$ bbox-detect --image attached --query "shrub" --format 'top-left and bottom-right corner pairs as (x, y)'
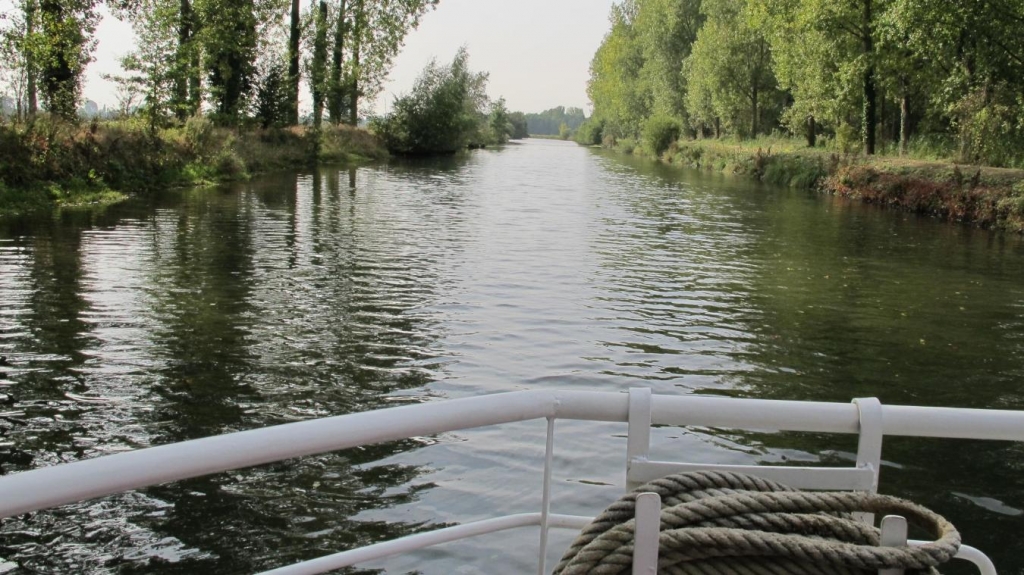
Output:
(905, 134), (956, 161)
(253, 63), (291, 129)
(575, 119), (604, 146)
(508, 112), (529, 139)
(761, 155), (827, 189)
(319, 124), (387, 162)
(642, 115), (682, 157)
(488, 98), (512, 145)
(558, 122), (572, 140)
(183, 115), (217, 158)
(0, 123), (37, 188)
(997, 192), (1024, 219)
(834, 123), (860, 154)
(214, 148), (247, 179)
(951, 88), (1024, 168)
(0, 113), (392, 216)
(373, 47), (489, 155)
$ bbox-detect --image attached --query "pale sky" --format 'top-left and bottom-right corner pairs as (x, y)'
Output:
(78, 0), (616, 115)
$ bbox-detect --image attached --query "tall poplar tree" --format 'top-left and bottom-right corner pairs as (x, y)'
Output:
(36, 0), (98, 118)
(25, 0), (38, 114)
(343, 0), (437, 125)
(327, 0), (347, 123)
(286, 0), (300, 124)
(201, 0), (258, 120)
(173, 0), (200, 118)
(310, 0), (328, 127)
(685, 0), (777, 137)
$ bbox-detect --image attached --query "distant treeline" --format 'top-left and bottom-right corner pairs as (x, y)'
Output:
(525, 106), (586, 136)
(580, 0), (1024, 167)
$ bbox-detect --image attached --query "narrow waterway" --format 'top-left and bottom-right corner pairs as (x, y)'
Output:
(2, 139), (1024, 574)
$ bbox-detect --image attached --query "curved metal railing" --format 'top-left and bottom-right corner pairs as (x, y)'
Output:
(0, 390), (1018, 574)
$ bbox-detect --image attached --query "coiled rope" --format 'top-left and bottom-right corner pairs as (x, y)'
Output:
(554, 471), (960, 575)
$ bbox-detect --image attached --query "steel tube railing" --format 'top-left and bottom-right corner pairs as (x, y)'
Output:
(650, 396), (1024, 440)
(0, 390), (571, 519)
(650, 395), (860, 433)
(257, 513), (593, 575)
(4, 390), (1024, 520)
(913, 543), (998, 575)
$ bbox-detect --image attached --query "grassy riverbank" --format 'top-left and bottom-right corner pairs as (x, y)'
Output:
(606, 137), (1024, 232)
(0, 118), (386, 216)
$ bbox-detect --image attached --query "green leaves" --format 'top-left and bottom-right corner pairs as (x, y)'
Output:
(684, 0), (779, 137)
(489, 97), (512, 145)
(35, 0), (98, 118)
(253, 62), (289, 128)
(372, 47), (491, 155)
(346, 0), (437, 119)
(587, 0), (1024, 165)
(588, 2), (649, 139)
(106, 0), (433, 126)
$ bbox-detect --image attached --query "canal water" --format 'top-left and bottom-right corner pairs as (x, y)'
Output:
(2, 139), (1024, 573)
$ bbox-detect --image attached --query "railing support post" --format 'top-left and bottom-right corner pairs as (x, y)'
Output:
(538, 417), (556, 575)
(853, 397), (884, 524)
(626, 388), (653, 491)
(879, 515), (908, 575)
(633, 492), (661, 575)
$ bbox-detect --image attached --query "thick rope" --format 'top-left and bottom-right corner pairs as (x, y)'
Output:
(554, 471), (960, 575)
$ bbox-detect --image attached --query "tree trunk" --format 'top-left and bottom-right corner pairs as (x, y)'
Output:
(328, 0), (347, 124)
(174, 0), (193, 119)
(188, 50), (201, 115)
(862, 0), (876, 155)
(899, 80), (910, 156)
(349, 45), (359, 126)
(25, 0), (37, 115)
(863, 66), (876, 155)
(714, 117), (720, 139)
(751, 86), (758, 137)
(287, 0), (301, 125)
(807, 115), (816, 147)
(312, 1), (328, 129)
(878, 90), (886, 144)
(349, 0), (362, 126)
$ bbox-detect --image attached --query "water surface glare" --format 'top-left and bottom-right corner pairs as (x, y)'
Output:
(2, 139), (1024, 573)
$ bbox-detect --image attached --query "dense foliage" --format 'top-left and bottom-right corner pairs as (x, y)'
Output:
(587, 0), (1024, 167)
(0, 0), (436, 127)
(508, 111), (529, 139)
(371, 48), (516, 155)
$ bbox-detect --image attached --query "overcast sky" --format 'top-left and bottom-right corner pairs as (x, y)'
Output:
(78, 0), (616, 115)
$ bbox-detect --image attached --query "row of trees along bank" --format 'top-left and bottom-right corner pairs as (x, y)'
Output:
(578, 0), (1024, 168)
(0, 0), (437, 128)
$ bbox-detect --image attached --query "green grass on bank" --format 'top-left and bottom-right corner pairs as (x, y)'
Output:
(0, 181), (127, 213)
(0, 117), (387, 217)
(604, 135), (1024, 231)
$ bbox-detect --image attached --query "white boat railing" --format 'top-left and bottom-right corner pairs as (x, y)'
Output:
(0, 389), (1018, 574)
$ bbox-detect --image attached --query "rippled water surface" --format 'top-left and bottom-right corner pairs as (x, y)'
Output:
(3, 139), (1024, 573)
